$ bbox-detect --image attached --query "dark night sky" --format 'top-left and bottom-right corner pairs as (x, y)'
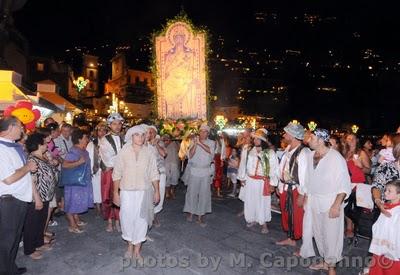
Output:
(12, 0), (400, 56)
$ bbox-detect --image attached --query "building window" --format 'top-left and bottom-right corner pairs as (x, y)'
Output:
(135, 76), (140, 84)
(89, 70), (94, 79)
(36, 63), (44, 71)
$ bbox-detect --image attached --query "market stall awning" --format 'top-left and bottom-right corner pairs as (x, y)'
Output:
(37, 91), (81, 113)
(0, 70), (33, 111)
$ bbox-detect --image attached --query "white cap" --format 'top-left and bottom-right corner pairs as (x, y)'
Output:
(107, 113), (124, 125)
(124, 125), (146, 143)
(199, 123), (210, 132)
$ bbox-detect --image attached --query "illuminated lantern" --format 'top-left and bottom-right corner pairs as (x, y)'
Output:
(73, 76), (89, 92)
(214, 115), (227, 130)
(291, 119), (300, 125)
(351, 124), (359, 134)
(307, 121), (317, 131)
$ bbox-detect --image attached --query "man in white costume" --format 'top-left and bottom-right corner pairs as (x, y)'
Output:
(183, 124), (215, 227)
(162, 134), (180, 199)
(237, 128), (253, 217)
(276, 122), (311, 252)
(99, 113), (124, 232)
(86, 122), (107, 215)
(305, 128), (351, 274)
(112, 125), (160, 260)
(146, 125), (167, 227)
(237, 128), (279, 234)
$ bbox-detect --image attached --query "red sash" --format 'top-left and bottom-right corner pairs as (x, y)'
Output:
(249, 175), (271, 196)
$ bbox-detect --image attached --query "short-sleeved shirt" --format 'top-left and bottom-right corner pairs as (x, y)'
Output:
(0, 137), (32, 202)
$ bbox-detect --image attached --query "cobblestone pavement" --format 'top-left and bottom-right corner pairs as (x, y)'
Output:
(17, 185), (370, 274)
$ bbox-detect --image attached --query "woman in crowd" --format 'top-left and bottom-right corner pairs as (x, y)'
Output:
(378, 133), (395, 164)
(36, 128), (59, 244)
(23, 133), (57, 260)
(329, 134), (343, 152)
(62, 129), (94, 233)
(342, 133), (371, 238)
(372, 134), (400, 216)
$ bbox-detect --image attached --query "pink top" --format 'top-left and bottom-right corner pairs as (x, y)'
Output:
(47, 139), (61, 158)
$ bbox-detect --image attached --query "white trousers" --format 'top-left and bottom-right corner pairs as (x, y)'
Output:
(92, 170), (102, 204)
(311, 206), (344, 265)
(154, 173), (166, 214)
(120, 190), (148, 245)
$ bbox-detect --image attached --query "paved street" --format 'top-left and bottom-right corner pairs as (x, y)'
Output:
(17, 185), (370, 275)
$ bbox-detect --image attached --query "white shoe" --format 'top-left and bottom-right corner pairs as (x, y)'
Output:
(48, 220), (58, 227)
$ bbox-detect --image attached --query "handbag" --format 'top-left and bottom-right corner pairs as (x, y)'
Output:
(60, 162), (88, 187)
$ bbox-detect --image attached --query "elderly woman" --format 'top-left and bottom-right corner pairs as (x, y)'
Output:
(372, 134), (400, 217)
(62, 129), (94, 233)
(23, 133), (57, 260)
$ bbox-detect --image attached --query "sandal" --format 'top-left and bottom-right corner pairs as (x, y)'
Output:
(68, 227), (84, 234)
(106, 223), (113, 232)
(36, 243), (53, 252)
(309, 262), (329, 271)
(44, 231), (55, 237)
(77, 221), (87, 226)
(246, 222), (256, 228)
(29, 251), (43, 260)
(261, 228), (269, 234)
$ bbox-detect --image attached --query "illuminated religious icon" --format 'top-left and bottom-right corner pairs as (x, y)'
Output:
(155, 21), (207, 119)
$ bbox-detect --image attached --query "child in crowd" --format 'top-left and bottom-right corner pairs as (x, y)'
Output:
(378, 134), (395, 164)
(227, 147), (240, 197)
(368, 180), (400, 274)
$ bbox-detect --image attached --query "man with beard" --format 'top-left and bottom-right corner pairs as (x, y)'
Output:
(99, 113), (124, 232)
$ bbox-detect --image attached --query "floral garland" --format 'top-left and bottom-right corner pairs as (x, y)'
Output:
(260, 149), (270, 177)
(155, 118), (207, 139)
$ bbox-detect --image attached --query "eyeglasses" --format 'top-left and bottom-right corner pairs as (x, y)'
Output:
(12, 124), (24, 130)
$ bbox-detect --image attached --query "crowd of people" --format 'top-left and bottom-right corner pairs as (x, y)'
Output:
(0, 113), (399, 275)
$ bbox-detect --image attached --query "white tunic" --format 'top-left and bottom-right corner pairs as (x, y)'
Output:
(304, 149), (352, 264)
(86, 141), (102, 204)
(165, 141), (180, 186)
(369, 204), (400, 260)
(99, 134), (123, 168)
(237, 147), (279, 224)
(183, 139), (216, 215)
(305, 149), (351, 213)
(148, 142), (166, 214)
(278, 145), (310, 195)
